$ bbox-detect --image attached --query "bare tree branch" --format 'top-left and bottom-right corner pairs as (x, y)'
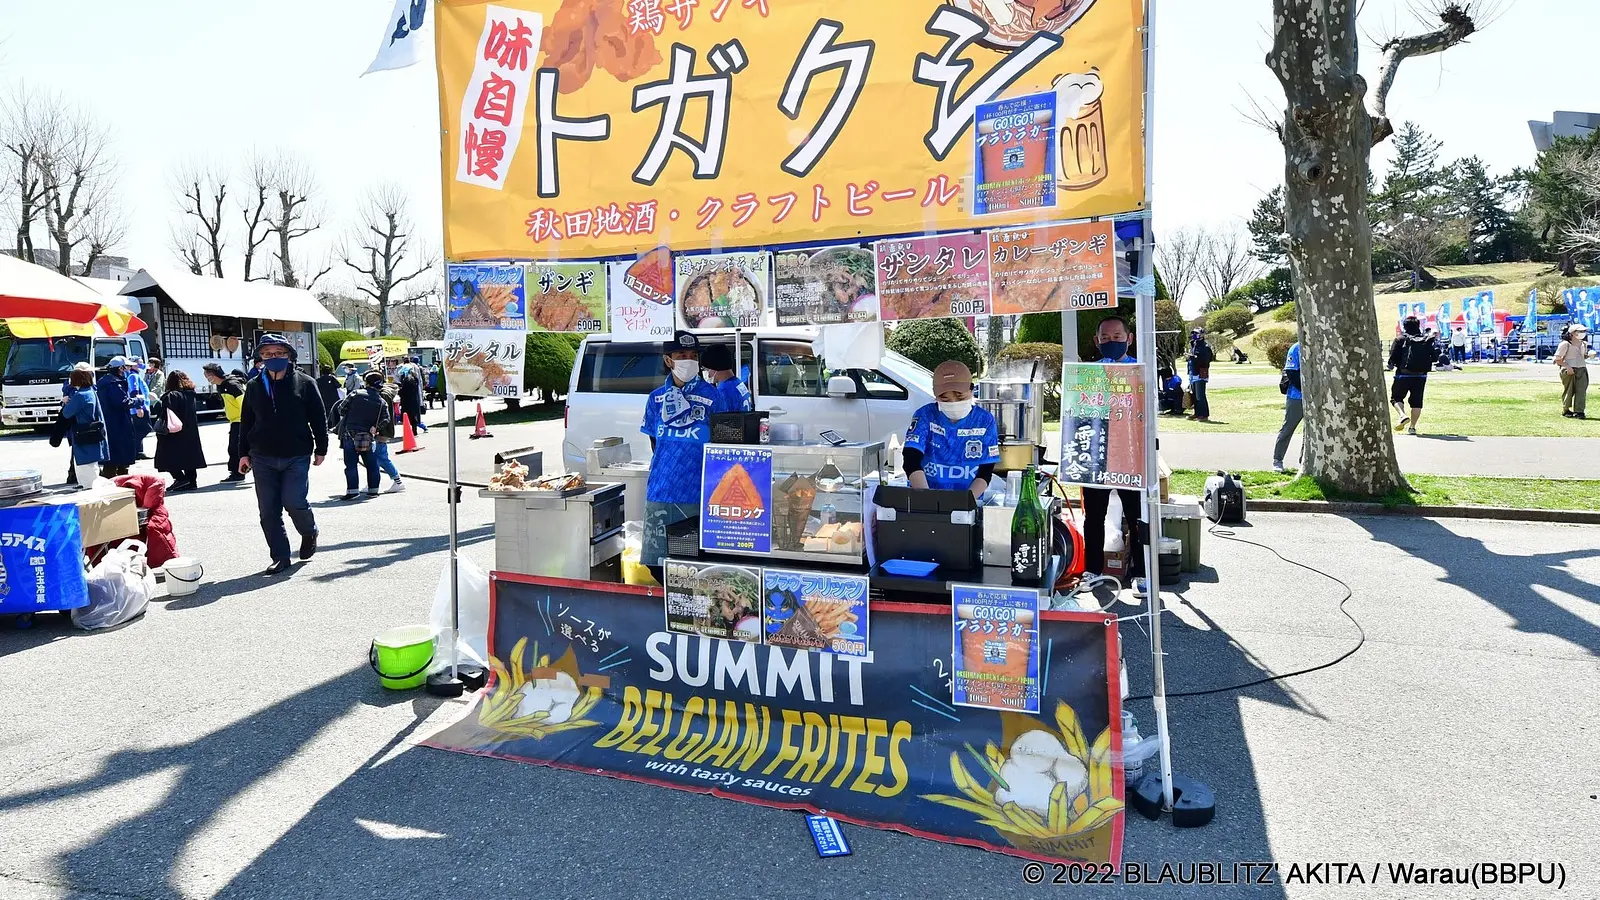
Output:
(240, 152), (274, 282)
(171, 160), (228, 277)
(341, 182), (435, 335)
(1155, 226), (1207, 306)
(258, 151), (324, 289)
(1370, 2), (1476, 143)
(1194, 225), (1263, 301)
(39, 104), (118, 276)
(0, 84), (62, 263)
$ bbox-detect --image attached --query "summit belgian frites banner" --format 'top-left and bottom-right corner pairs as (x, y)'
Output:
(425, 575), (1126, 864)
(436, 0), (1146, 260)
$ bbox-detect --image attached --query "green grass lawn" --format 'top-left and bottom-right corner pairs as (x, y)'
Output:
(449, 400), (565, 427)
(1169, 469), (1600, 512)
(1156, 377), (1594, 437)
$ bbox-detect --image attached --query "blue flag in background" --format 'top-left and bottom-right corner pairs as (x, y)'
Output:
(1525, 290), (1538, 332)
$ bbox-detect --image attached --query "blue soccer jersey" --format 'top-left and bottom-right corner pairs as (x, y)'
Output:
(641, 377), (723, 505)
(904, 403), (1001, 492)
(717, 376), (753, 413)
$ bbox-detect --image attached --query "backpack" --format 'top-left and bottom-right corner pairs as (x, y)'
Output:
(1401, 338), (1435, 373)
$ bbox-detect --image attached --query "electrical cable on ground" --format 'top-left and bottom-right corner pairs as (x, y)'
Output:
(1123, 521), (1367, 701)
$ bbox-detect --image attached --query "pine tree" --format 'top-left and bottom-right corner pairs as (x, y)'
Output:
(1246, 186), (1288, 266)
(1446, 156), (1519, 263)
(1371, 122), (1463, 288)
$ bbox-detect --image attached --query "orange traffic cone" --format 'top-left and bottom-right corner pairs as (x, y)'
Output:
(398, 410), (423, 454)
(469, 402), (493, 440)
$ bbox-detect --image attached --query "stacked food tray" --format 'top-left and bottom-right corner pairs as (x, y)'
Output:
(0, 470), (44, 501)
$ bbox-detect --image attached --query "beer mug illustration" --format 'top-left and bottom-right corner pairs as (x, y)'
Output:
(1054, 71), (1107, 191)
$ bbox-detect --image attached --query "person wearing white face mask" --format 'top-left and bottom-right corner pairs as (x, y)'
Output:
(903, 360), (999, 500)
(640, 331), (728, 581)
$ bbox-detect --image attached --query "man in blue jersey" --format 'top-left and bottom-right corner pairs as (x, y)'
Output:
(700, 343), (753, 412)
(1273, 341), (1304, 473)
(641, 331), (724, 580)
(904, 361), (999, 499)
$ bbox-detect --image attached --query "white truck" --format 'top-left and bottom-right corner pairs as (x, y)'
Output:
(1, 329), (152, 429)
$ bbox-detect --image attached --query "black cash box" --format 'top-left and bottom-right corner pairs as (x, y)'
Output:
(709, 411), (769, 444)
(872, 486), (982, 571)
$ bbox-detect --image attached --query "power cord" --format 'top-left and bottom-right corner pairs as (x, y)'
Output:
(1123, 520), (1367, 701)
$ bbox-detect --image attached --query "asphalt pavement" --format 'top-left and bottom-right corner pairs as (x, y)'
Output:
(1, 418), (1595, 899)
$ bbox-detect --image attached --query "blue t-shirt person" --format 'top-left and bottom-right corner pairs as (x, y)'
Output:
(904, 402), (1001, 492)
(641, 376), (723, 505)
(716, 376), (753, 413)
(1284, 343), (1303, 400)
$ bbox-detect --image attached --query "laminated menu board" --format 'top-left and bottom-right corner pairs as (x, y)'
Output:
(951, 584), (1040, 715)
(773, 247), (879, 326)
(528, 262), (608, 333)
(701, 446), (773, 554)
(875, 233), (991, 321)
(448, 263), (526, 330)
(1058, 363), (1147, 489)
(664, 558), (763, 644)
(762, 568), (869, 659)
(675, 251), (768, 330)
(988, 221), (1115, 315)
(973, 91), (1057, 216)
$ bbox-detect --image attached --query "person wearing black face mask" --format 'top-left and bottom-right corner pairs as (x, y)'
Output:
(1080, 315), (1148, 597)
(238, 333), (329, 576)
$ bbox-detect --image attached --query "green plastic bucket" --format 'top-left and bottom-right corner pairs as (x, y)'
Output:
(369, 625), (435, 690)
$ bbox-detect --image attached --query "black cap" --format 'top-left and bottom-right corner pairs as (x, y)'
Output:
(664, 330), (700, 354)
(700, 343), (734, 371)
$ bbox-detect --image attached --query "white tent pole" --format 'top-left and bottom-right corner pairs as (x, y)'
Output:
(1136, 0), (1176, 813)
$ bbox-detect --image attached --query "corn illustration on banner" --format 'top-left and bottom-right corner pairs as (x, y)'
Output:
(424, 574), (1126, 864)
(435, 0), (1146, 261)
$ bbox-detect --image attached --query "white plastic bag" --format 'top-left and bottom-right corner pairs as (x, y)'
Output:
(74, 541), (155, 630)
(1104, 491), (1126, 554)
(430, 557), (490, 672)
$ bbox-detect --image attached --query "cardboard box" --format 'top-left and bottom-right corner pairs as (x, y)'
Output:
(20, 486), (140, 547)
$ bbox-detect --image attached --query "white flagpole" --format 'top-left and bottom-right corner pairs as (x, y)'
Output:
(1136, 0), (1178, 814)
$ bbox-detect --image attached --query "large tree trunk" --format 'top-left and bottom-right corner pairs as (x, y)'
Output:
(1272, 0), (1405, 496)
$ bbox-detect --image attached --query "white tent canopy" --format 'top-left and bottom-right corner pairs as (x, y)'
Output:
(120, 267), (338, 325)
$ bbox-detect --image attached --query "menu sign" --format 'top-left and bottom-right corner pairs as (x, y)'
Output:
(772, 247), (879, 327)
(529, 262), (607, 333)
(762, 568), (870, 660)
(973, 92), (1057, 216)
(606, 261), (675, 341)
(447, 263), (526, 330)
(951, 585), (1041, 715)
(700, 446), (773, 554)
(1058, 363), (1146, 489)
(663, 559), (763, 644)
(675, 251), (769, 330)
(989, 221), (1116, 315)
(875, 234), (991, 321)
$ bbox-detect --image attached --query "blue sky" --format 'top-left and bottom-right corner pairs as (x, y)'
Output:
(1, 0), (1593, 310)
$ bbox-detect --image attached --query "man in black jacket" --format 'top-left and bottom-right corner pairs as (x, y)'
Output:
(239, 334), (329, 575)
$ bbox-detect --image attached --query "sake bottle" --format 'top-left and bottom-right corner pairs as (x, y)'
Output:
(1010, 465), (1047, 586)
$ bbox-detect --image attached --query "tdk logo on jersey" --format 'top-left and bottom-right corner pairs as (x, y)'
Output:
(927, 463), (980, 482)
(964, 440), (983, 459)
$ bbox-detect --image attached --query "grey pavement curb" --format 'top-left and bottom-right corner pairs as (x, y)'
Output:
(1246, 498), (1600, 525)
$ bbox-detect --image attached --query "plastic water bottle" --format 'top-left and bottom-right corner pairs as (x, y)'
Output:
(820, 503), (836, 526)
(1122, 711), (1145, 785)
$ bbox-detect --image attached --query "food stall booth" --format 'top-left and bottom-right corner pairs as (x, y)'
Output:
(422, 0), (1209, 868)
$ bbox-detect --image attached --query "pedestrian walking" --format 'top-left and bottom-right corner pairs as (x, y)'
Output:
(1186, 329), (1213, 422)
(1387, 315), (1436, 435)
(342, 362), (363, 396)
(330, 369), (389, 500)
(204, 363), (248, 482)
(238, 333), (328, 576)
(398, 357), (428, 434)
(1273, 342), (1304, 473)
(316, 365), (343, 422)
(366, 371), (407, 492)
(1556, 324), (1589, 419)
(154, 370), (206, 492)
(52, 363), (110, 490)
(126, 359), (153, 459)
(95, 356), (139, 478)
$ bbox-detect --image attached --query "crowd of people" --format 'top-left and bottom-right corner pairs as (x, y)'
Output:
(48, 338), (433, 577)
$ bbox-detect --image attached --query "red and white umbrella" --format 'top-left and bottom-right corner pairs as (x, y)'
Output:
(0, 254), (109, 324)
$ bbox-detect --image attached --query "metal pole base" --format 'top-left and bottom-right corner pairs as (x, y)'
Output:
(425, 672), (466, 698)
(1129, 772), (1216, 828)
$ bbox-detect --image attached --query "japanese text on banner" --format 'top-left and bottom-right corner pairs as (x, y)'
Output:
(437, 0), (1145, 259)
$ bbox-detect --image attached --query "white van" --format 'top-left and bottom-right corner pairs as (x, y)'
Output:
(563, 331), (935, 469)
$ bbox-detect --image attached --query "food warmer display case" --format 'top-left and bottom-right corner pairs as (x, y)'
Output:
(701, 442), (884, 567)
